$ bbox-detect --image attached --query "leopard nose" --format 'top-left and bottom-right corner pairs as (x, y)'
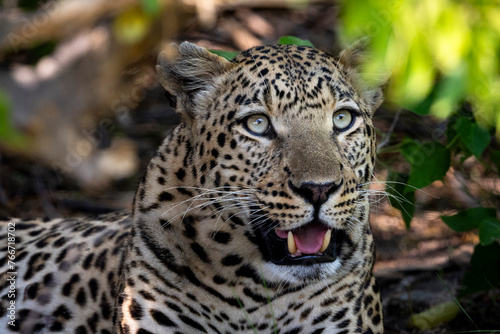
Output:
(289, 181), (341, 206)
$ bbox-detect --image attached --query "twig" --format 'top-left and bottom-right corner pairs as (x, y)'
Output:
(377, 108), (401, 150)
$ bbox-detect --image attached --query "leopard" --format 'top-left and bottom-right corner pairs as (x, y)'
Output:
(0, 41), (385, 334)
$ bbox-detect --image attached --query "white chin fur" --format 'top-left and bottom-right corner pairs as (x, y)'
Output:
(260, 259), (342, 285)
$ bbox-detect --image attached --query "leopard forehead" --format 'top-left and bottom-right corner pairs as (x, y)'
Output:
(232, 44), (335, 81)
(206, 44), (371, 119)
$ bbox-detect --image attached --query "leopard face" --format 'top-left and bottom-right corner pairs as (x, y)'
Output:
(136, 42), (383, 285)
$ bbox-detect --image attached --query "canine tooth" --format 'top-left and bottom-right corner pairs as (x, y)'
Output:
(287, 231), (297, 255)
(320, 229), (332, 253)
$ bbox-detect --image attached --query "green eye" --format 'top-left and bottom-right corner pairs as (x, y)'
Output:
(245, 114), (270, 135)
(333, 110), (354, 130)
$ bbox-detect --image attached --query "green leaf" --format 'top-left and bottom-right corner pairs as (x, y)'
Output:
(400, 138), (421, 166)
(401, 139), (451, 190)
(277, 36), (315, 48)
(460, 242), (500, 297)
(454, 116), (491, 158)
(409, 301), (460, 329)
(445, 114), (458, 140)
(445, 114), (475, 160)
(441, 207), (497, 232)
(479, 217), (500, 245)
(209, 50), (239, 61)
(386, 171), (415, 229)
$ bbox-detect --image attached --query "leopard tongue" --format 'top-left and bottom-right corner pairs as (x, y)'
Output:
(292, 223), (329, 254)
(276, 222), (330, 255)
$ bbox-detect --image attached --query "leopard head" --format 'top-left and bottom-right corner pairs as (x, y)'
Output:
(135, 41), (383, 285)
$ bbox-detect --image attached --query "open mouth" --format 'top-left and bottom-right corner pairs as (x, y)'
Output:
(256, 219), (345, 266)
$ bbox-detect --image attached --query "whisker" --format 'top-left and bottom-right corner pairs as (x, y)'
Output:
(160, 188), (259, 225)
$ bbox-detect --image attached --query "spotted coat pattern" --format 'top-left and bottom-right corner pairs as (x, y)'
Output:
(1, 42), (384, 333)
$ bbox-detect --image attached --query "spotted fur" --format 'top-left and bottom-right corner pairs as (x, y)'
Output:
(1, 42), (384, 333)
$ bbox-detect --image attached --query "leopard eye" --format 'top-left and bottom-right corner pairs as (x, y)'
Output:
(333, 110), (354, 130)
(245, 114), (271, 135)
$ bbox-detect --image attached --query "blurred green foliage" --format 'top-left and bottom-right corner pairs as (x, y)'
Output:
(339, 0), (500, 314)
(386, 112), (499, 302)
(0, 91), (26, 149)
(18, 0), (49, 11)
(112, 0), (160, 45)
(19, 41), (58, 65)
(339, 0), (500, 133)
(113, 7), (154, 45)
(140, 0), (160, 17)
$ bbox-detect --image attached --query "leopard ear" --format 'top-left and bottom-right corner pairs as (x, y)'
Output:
(338, 39), (386, 113)
(156, 42), (236, 119)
